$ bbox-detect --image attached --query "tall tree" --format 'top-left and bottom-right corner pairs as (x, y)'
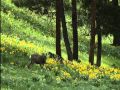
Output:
(96, 20), (102, 67)
(112, 0), (120, 46)
(56, 0), (61, 57)
(60, 0), (73, 60)
(96, 0), (102, 67)
(72, 0), (78, 60)
(89, 0), (96, 65)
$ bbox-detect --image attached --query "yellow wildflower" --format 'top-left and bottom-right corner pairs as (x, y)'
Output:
(46, 58), (57, 65)
(94, 69), (100, 73)
(109, 68), (114, 73)
(105, 71), (110, 75)
(19, 40), (26, 46)
(110, 74), (120, 80)
(114, 69), (119, 73)
(63, 71), (71, 78)
(89, 73), (97, 79)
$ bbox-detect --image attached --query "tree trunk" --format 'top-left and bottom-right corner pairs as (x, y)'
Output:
(112, 0), (120, 46)
(96, 22), (102, 67)
(89, 0), (96, 65)
(72, 0), (78, 60)
(113, 34), (120, 46)
(112, 0), (118, 6)
(56, 0), (61, 56)
(60, 0), (73, 60)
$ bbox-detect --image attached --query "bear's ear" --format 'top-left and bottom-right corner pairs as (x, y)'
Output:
(48, 52), (53, 55)
(48, 52), (50, 54)
(47, 52), (51, 56)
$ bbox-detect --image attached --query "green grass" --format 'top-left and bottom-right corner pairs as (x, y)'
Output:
(1, 63), (120, 90)
(1, 0), (120, 90)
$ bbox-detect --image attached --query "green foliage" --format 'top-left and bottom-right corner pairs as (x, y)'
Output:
(12, 0), (54, 14)
(1, 0), (55, 37)
(1, 63), (120, 90)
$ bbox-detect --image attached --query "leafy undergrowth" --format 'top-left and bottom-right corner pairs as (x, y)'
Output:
(1, 59), (120, 90)
(1, 0), (55, 37)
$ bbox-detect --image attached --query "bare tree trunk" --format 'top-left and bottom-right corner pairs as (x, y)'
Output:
(96, 21), (102, 67)
(112, 0), (120, 46)
(56, 0), (61, 57)
(72, 0), (78, 60)
(89, 0), (96, 65)
(60, 0), (73, 60)
(113, 34), (120, 46)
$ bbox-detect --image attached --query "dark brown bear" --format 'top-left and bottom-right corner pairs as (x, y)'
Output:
(28, 53), (46, 68)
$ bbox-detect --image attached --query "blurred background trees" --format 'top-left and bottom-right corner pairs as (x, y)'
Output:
(12, 0), (120, 66)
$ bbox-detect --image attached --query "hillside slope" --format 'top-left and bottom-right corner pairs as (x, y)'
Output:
(1, 0), (120, 90)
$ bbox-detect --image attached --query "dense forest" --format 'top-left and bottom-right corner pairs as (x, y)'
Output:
(1, 0), (120, 89)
